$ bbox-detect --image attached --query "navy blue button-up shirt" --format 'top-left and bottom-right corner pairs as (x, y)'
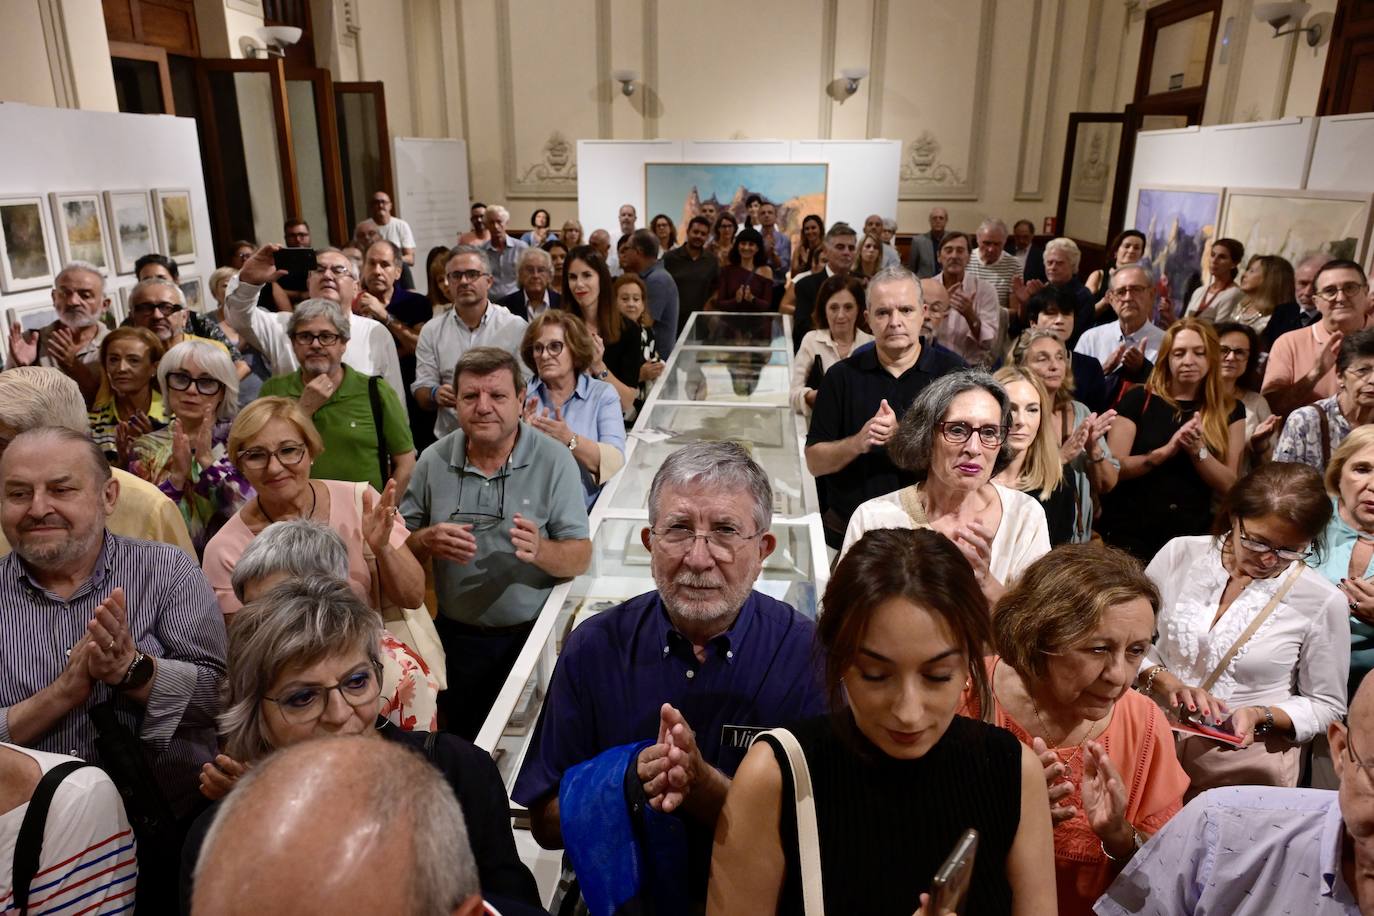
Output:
(512, 588), (824, 895)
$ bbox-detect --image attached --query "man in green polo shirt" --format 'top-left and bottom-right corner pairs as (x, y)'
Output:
(259, 299), (416, 493)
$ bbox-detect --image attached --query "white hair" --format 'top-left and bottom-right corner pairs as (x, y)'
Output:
(158, 340), (241, 422)
(1044, 237), (1082, 271)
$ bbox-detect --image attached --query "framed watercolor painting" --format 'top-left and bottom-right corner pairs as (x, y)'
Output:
(1219, 188), (1373, 266)
(1133, 185), (1222, 314)
(104, 190), (156, 275)
(153, 188), (196, 263)
(49, 192), (112, 275)
(0, 197), (56, 293)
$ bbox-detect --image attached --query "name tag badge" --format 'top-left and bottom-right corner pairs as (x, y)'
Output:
(720, 724), (765, 749)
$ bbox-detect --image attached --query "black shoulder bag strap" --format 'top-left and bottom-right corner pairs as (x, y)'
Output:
(367, 375), (392, 487)
(12, 760), (94, 915)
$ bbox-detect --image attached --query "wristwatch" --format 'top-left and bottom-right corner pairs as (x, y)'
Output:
(116, 651), (154, 692)
(594, 369), (610, 380)
(1195, 445), (1209, 461)
(567, 434), (578, 451)
(1254, 706), (1275, 736)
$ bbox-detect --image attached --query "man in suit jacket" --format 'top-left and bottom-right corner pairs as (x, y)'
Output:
(498, 247), (561, 321)
(793, 222), (859, 352)
(908, 206), (948, 278)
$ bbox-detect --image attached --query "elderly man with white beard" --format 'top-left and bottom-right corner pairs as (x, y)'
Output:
(7, 261), (110, 402)
(511, 440), (825, 907)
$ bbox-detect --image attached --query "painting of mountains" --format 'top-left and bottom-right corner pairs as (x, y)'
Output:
(646, 163), (827, 237)
(1134, 186), (1221, 314)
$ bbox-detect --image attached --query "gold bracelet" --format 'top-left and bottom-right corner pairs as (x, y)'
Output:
(1140, 665), (1167, 695)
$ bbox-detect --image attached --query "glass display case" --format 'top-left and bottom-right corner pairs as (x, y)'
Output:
(475, 312), (827, 794)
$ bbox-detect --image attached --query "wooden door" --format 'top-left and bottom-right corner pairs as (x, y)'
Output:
(1319, 0), (1374, 115)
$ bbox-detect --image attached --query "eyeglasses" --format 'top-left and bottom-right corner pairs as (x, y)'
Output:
(237, 441), (310, 471)
(938, 421), (1009, 448)
(1346, 724), (1374, 772)
(450, 451), (509, 532)
(1235, 519), (1313, 562)
(447, 269), (487, 285)
(650, 524), (762, 559)
(1315, 282), (1368, 302)
(1111, 284), (1151, 298)
(310, 264), (354, 278)
(1218, 346), (1250, 360)
(531, 340), (565, 357)
(165, 371), (225, 395)
(262, 662), (382, 724)
(291, 331), (343, 347)
(131, 300), (183, 315)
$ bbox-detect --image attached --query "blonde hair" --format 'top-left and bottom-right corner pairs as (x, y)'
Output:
(0, 367), (90, 434)
(1327, 424), (1374, 495)
(227, 396), (324, 464)
(1147, 318), (1235, 460)
(993, 367), (1063, 499)
(1007, 328), (1076, 412)
(94, 326), (165, 408)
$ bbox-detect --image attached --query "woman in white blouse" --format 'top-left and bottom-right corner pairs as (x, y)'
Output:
(1135, 461), (1348, 798)
(790, 274), (873, 417)
(841, 370), (1051, 603)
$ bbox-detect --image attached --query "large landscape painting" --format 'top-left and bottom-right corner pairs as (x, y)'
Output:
(1220, 189), (1372, 266)
(1134, 186), (1221, 314)
(646, 163), (827, 236)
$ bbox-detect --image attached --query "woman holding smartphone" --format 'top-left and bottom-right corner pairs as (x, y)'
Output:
(708, 528), (1056, 915)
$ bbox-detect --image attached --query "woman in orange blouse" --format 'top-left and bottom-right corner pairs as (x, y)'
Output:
(963, 541), (1189, 915)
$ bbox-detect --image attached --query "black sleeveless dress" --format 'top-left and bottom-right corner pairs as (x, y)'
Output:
(760, 712), (1022, 915)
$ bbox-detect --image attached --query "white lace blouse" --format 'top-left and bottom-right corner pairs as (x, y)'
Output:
(1143, 536), (1349, 743)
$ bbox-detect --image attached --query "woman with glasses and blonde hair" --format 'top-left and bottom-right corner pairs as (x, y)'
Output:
(179, 577), (539, 910)
(129, 340), (252, 556)
(202, 397), (425, 620)
(1136, 461), (1347, 799)
(841, 371), (1051, 603)
(1099, 318), (1246, 561)
(993, 366), (1091, 545)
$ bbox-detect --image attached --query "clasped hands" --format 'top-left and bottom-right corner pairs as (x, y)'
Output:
(57, 588), (140, 703)
(636, 703), (721, 814)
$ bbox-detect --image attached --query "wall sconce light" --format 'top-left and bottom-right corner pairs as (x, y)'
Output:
(1253, 1), (1322, 47)
(238, 25), (303, 58)
(839, 67), (869, 96)
(612, 69), (639, 97)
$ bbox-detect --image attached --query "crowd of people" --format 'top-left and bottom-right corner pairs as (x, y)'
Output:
(2, 188), (1374, 916)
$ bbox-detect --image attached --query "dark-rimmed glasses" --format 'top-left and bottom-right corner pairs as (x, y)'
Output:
(132, 300), (183, 316)
(291, 331), (343, 347)
(531, 340), (565, 358)
(262, 662), (383, 724)
(1346, 723), (1374, 772)
(1111, 284), (1150, 299)
(938, 421), (1008, 448)
(1235, 519), (1312, 562)
(237, 441), (309, 471)
(1315, 282), (1367, 302)
(165, 371), (225, 395)
(447, 269), (488, 285)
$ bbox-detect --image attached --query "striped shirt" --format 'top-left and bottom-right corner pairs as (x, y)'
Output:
(968, 250), (1024, 308)
(0, 745), (138, 915)
(0, 533), (227, 818)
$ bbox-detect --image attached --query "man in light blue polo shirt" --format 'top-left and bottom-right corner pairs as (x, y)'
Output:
(401, 346), (591, 739)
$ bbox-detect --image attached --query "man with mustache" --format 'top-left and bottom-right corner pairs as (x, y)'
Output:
(512, 441), (824, 907)
(223, 244), (405, 400)
(8, 261), (109, 404)
(0, 426), (225, 906)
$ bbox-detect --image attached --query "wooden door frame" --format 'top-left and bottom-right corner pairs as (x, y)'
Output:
(108, 40), (176, 115)
(334, 81), (394, 202)
(194, 57), (298, 257)
(1132, 0), (1222, 123)
(284, 65), (348, 245)
(1055, 106), (1140, 251)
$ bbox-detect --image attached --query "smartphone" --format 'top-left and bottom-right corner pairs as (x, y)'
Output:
(273, 247), (317, 277)
(4, 308), (17, 331)
(929, 828), (979, 915)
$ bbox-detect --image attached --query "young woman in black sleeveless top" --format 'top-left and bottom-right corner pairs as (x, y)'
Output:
(707, 528), (1056, 914)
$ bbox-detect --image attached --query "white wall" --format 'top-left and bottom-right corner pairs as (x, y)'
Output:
(576, 140), (901, 240)
(0, 103), (216, 314)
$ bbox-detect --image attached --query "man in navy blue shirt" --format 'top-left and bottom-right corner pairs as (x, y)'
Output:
(512, 441), (824, 899)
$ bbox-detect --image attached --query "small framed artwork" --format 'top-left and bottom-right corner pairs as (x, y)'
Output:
(179, 277), (204, 313)
(105, 283), (127, 327)
(0, 196), (57, 293)
(153, 188), (196, 264)
(105, 190), (156, 275)
(49, 191), (112, 275)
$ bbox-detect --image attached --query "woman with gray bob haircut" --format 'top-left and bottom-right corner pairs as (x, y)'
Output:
(840, 370), (1052, 602)
(129, 338), (252, 556)
(183, 577), (540, 909)
(224, 518), (439, 733)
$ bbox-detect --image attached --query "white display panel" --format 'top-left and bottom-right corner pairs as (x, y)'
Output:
(393, 136), (470, 297)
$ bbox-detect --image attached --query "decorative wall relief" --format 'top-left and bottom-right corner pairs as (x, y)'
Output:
(1071, 127), (1110, 203)
(899, 133), (967, 191)
(519, 132), (578, 186)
